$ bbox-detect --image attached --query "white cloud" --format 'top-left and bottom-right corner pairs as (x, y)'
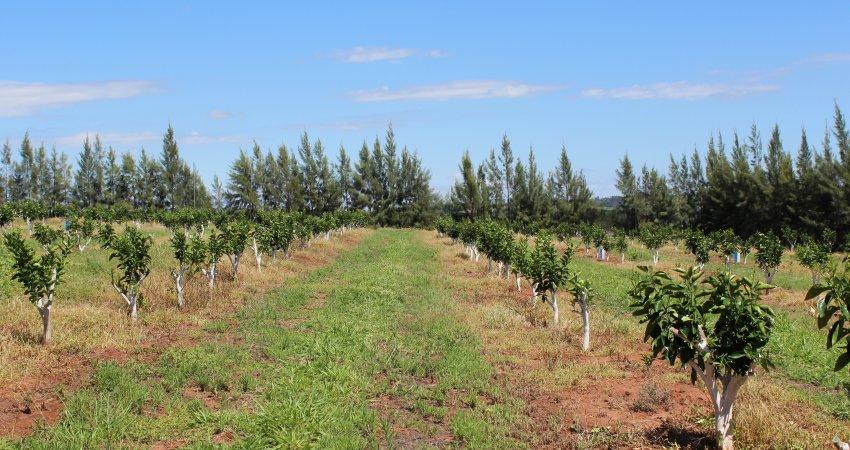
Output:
(330, 46), (417, 63)
(55, 131), (159, 148)
(208, 108), (232, 120)
(351, 80), (561, 102)
(182, 131), (241, 145)
(427, 49), (448, 58)
(581, 81), (778, 100)
(805, 52), (850, 63)
(0, 80), (161, 117)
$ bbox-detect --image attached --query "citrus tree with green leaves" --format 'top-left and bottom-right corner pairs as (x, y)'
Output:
(711, 229), (740, 271)
(100, 225), (152, 321)
(567, 273), (593, 351)
(201, 230), (226, 288)
(170, 231), (207, 308)
(67, 215), (96, 252)
(0, 203), (15, 228)
(610, 228), (629, 263)
(752, 232), (783, 284)
(630, 267), (774, 450)
(685, 230), (713, 270)
(796, 237), (831, 285)
(529, 233), (572, 326)
(637, 223), (668, 266)
(4, 229), (71, 344)
(510, 238), (531, 292)
(219, 220), (250, 280)
(805, 257), (850, 449)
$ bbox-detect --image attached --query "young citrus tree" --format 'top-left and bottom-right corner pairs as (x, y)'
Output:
(567, 273), (593, 351)
(806, 258), (850, 449)
(752, 232), (783, 284)
(711, 229), (740, 271)
(796, 237), (830, 285)
(100, 225), (152, 321)
(171, 231), (207, 308)
(201, 230), (225, 288)
(220, 220), (250, 279)
(685, 230), (712, 270)
(68, 215), (96, 252)
(610, 228), (629, 263)
(638, 223), (667, 266)
(510, 238), (532, 292)
(630, 267), (774, 450)
(780, 224), (799, 251)
(4, 229), (71, 344)
(529, 233), (572, 326)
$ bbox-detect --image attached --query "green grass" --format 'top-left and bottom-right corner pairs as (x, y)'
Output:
(1, 229), (522, 448)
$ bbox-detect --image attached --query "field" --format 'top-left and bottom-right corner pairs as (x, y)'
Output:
(0, 224), (848, 448)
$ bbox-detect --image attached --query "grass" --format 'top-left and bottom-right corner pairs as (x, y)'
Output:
(1, 228), (523, 448)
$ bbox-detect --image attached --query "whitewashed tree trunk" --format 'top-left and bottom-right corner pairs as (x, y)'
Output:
(202, 263), (218, 289)
(531, 282), (538, 307)
(833, 437), (850, 450)
(230, 254), (241, 279)
(251, 237), (262, 271)
(548, 290), (560, 326)
(579, 293), (590, 351)
(620, 252), (626, 263)
(172, 267), (186, 308)
(515, 273), (522, 291)
(37, 305), (51, 344)
(652, 249), (659, 265)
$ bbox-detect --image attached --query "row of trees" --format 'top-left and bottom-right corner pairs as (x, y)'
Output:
(448, 138), (594, 227)
(3, 206), (367, 344)
(616, 103), (850, 241)
(439, 212), (850, 449)
(1, 125), (437, 227)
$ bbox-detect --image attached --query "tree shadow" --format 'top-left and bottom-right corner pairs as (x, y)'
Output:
(11, 328), (42, 345)
(645, 420), (713, 449)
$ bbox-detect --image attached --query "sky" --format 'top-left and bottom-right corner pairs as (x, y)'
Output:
(1, 1), (849, 196)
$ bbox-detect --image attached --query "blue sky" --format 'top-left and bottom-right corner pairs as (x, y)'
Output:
(1, 1), (848, 196)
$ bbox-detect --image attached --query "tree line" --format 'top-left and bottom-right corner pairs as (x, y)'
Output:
(0, 125), (437, 227)
(615, 102), (850, 242)
(448, 136), (594, 228)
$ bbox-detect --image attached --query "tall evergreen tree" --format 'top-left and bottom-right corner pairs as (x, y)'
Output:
(74, 136), (100, 206)
(449, 151), (483, 220)
(615, 155), (639, 229)
(224, 150), (259, 215)
(548, 145), (592, 224)
(160, 125), (182, 209)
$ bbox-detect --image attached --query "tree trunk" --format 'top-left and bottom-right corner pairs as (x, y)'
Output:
(764, 269), (774, 284)
(579, 295), (590, 351)
(38, 305), (51, 344)
(230, 254), (240, 279)
(128, 293), (138, 321)
(251, 237), (262, 271)
(173, 269), (185, 308)
(549, 290), (559, 326)
(833, 437), (850, 450)
(620, 252), (625, 263)
(652, 249), (659, 265)
(516, 274), (522, 291)
(208, 263), (217, 288)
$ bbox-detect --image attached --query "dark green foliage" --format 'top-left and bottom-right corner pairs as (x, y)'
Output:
(629, 267), (774, 376)
(753, 232), (783, 283)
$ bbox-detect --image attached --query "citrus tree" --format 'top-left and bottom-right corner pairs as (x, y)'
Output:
(630, 267), (774, 450)
(4, 229), (71, 344)
(711, 229), (740, 271)
(780, 224), (799, 251)
(510, 238), (531, 292)
(170, 231), (207, 308)
(638, 223), (668, 266)
(67, 215), (96, 252)
(201, 230), (226, 288)
(567, 273), (593, 351)
(796, 237), (830, 285)
(529, 233), (572, 326)
(610, 228), (629, 263)
(805, 257), (850, 449)
(100, 225), (152, 321)
(685, 230), (712, 270)
(220, 220), (250, 279)
(752, 232), (783, 283)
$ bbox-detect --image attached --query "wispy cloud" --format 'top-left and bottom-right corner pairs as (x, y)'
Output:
(805, 52), (850, 64)
(581, 81), (778, 100)
(351, 80), (561, 102)
(327, 46), (447, 63)
(0, 80), (161, 117)
(55, 131), (159, 148)
(182, 131), (241, 146)
(208, 108), (232, 120)
(330, 46), (416, 63)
